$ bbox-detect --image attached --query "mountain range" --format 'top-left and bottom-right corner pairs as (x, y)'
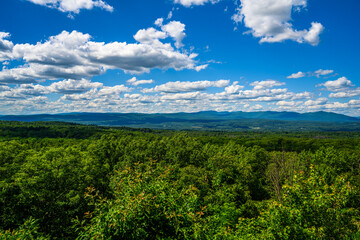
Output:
(1, 111), (359, 131)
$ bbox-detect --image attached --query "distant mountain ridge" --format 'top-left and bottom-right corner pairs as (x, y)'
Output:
(0, 110), (358, 124)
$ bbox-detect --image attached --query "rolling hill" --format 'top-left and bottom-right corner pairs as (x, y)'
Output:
(0, 111), (359, 131)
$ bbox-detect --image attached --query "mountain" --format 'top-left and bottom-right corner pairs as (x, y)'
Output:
(0, 111), (359, 131)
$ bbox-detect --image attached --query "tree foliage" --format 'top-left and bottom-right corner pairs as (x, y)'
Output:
(0, 121), (359, 239)
(236, 167), (360, 239)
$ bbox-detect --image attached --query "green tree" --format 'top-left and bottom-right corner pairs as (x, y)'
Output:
(0, 218), (49, 240)
(236, 166), (360, 239)
(77, 160), (206, 240)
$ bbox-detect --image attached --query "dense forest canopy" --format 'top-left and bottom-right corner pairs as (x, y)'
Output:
(0, 121), (359, 239)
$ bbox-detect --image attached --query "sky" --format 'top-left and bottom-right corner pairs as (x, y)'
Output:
(0, 0), (359, 116)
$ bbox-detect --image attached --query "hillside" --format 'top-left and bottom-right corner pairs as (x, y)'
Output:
(0, 111), (359, 131)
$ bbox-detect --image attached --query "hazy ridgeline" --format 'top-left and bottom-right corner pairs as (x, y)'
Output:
(0, 121), (359, 239)
(1, 111), (360, 132)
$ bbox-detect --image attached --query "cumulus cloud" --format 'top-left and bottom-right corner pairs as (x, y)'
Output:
(0, 32), (14, 61)
(2, 79), (356, 115)
(276, 100), (296, 106)
(319, 77), (354, 91)
(232, 0), (324, 45)
(225, 81), (244, 94)
(126, 77), (154, 86)
(142, 79), (230, 93)
(25, 0), (113, 14)
(0, 78), (104, 99)
(0, 26), (203, 84)
(61, 84), (132, 101)
(298, 98), (355, 112)
(174, 0), (220, 7)
(250, 80), (285, 90)
(218, 88), (311, 103)
(133, 28), (167, 45)
(292, 91), (312, 100)
(0, 84), (46, 99)
(1, 72), (357, 115)
(153, 19), (186, 48)
(287, 71), (305, 79)
(317, 76), (360, 98)
(49, 78), (103, 94)
(231, 88), (288, 100)
(329, 90), (360, 98)
(349, 100), (360, 106)
(304, 97), (328, 106)
(160, 91), (204, 101)
(0, 86), (10, 91)
(0, 67), (39, 84)
(0, 32), (13, 52)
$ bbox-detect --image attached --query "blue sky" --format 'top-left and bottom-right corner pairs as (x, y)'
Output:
(0, 0), (359, 116)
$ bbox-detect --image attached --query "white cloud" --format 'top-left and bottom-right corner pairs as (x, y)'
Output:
(314, 69), (334, 77)
(287, 71), (305, 79)
(174, 0), (220, 7)
(320, 102), (350, 110)
(49, 78), (103, 94)
(0, 66), (47, 84)
(195, 64), (208, 72)
(25, 0), (113, 14)
(236, 88), (288, 100)
(0, 78), (104, 99)
(329, 89), (360, 98)
(304, 97), (328, 106)
(0, 86), (10, 91)
(287, 69), (335, 79)
(98, 85), (132, 96)
(349, 100), (360, 106)
(154, 19), (186, 48)
(0, 84), (49, 99)
(0, 32), (14, 61)
(291, 91), (312, 100)
(251, 104), (263, 110)
(225, 81), (244, 94)
(303, 22), (324, 46)
(250, 94), (291, 102)
(142, 79), (230, 93)
(162, 21), (186, 48)
(133, 28), (167, 45)
(214, 85), (311, 103)
(0, 32), (13, 52)
(160, 91), (204, 101)
(2, 80), (358, 115)
(126, 77), (154, 86)
(250, 80), (285, 90)
(276, 100), (296, 106)
(154, 18), (164, 27)
(319, 77), (353, 91)
(167, 11), (173, 19)
(233, 0), (324, 45)
(318, 76), (360, 98)
(61, 84), (132, 101)
(0, 27), (203, 84)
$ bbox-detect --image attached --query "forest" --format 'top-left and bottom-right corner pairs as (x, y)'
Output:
(0, 121), (359, 239)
